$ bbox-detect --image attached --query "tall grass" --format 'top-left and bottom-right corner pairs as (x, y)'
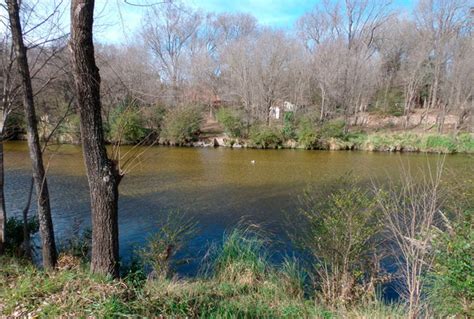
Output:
(0, 228), (410, 318)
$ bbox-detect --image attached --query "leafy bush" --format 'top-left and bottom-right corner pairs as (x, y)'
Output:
(142, 104), (167, 135)
(296, 118), (319, 149)
(216, 108), (244, 138)
(290, 175), (382, 306)
(282, 112), (296, 139)
(455, 133), (474, 153)
(108, 99), (147, 144)
(161, 105), (202, 145)
(4, 112), (26, 139)
(319, 119), (346, 139)
(423, 135), (456, 153)
(427, 212), (473, 317)
(249, 125), (283, 148)
(5, 216), (39, 255)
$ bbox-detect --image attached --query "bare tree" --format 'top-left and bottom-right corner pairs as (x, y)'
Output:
(298, 0), (392, 123)
(70, 0), (121, 277)
(376, 160), (446, 318)
(6, 0), (57, 268)
(142, 1), (201, 105)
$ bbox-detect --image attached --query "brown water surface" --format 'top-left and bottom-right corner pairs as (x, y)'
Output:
(5, 141), (473, 272)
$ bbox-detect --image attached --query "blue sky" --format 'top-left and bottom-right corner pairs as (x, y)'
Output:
(0, 0), (415, 43)
(94, 0), (417, 43)
(188, 0), (414, 27)
(94, 0), (416, 43)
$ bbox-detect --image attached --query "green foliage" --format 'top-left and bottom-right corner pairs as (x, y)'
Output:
(144, 104), (167, 135)
(282, 112), (296, 139)
(278, 257), (307, 299)
(161, 105), (202, 144)
(108, 99), (147, 144)
(423, 135), (456, 153)
(427, 212), (474, 317)
(249, 125), (283, 148)
(212, 227), (268, 283)
(296, 118), (319, 149)
(4, 112), (26, 138)
(139, 211), (198, 279)
(0, 230), (405, 318)
(0, 256), (128, 317)
(5, 216), (39, 254)
(292, 175), (382, 306)
(319, 119), (346, 139)
(455, 133), (474, 153)
(216, 107), (244, 138)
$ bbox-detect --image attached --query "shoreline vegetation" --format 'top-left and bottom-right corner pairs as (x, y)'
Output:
(10, 109), (474, 155)
(1, 171), (472, 318)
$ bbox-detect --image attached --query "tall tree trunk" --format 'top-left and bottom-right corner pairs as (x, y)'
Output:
(0, 137), (6, 254)
(7, 0), (57, 269)
(21, 177), (34, 259)
(70, 0), (121, 277)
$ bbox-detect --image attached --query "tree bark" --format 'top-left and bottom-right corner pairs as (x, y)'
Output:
(6, 0), (57, 269)
(70, 0), (121, 277)
(0, 138), (6, 254)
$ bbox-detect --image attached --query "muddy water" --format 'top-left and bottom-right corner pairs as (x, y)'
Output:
(5, 141), (473, 274)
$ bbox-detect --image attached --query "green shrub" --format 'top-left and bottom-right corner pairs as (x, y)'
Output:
(108, 99), (147, 144)
(319, 119), (346, 139)
(427, 212), (473, 317)
(456, 133), (474, 153)
(423, 135), (456, 153)
(143, 104), (167, 135)
(5, 216), (39, 254)
(161, 106), (202, 145)
(4, 112), (26, 138)
(282, 112), (296, 140)
(216, 108), (244, 138)
(296, 118), (319, 149)
(249, 125), (283, 148)
(291, 175), (382, 306)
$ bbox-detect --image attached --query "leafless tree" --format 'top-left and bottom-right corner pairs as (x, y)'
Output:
(5, 0), (58, 268)
(142, 0), (201, 105)
(376, 160), (446, 318)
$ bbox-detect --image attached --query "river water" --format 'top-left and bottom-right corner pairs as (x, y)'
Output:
(5, 141), (473, 275)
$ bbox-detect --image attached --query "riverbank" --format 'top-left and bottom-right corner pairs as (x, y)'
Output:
(165, 131), (474, 154)
(0, 254), (404, 318)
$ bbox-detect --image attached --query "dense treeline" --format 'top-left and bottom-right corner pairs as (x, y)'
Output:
(1, 0), (473, 147)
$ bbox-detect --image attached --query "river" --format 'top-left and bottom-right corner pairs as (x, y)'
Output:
(5, 141), (473, 275)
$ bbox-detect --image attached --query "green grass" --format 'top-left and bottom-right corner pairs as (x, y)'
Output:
(0, 229), (409, 318)
(333, 132), (474, 154)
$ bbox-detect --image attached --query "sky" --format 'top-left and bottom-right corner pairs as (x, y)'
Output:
(0, 0), (416, 44)
(92, 0), (417, 43)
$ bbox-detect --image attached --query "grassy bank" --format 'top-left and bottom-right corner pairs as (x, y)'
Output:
(0, 256), (405, 318)
(323, 132), (474, 153)
(0, 228), (405, 318)
(219, 131), (474, 154)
